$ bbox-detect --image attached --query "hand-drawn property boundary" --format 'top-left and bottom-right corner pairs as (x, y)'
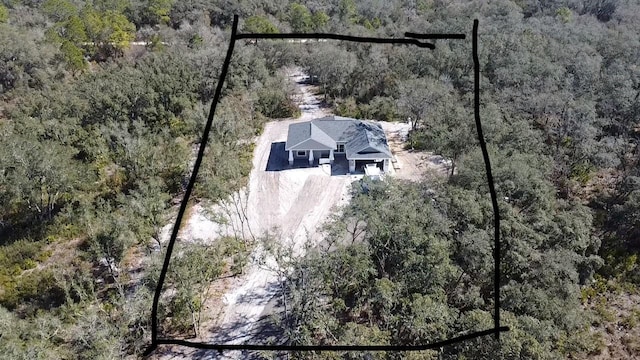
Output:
(143, 15), (509, 357)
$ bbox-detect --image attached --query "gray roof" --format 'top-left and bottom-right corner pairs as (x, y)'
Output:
(285, 121), (336, 150)
(344, 121), (393, 159)
(285, 116), (392, 159)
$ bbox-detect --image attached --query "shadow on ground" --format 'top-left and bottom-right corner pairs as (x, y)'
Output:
(266, 142), (310, 171)
(191, 312), (286, 359)
(266, 142), (351, 177)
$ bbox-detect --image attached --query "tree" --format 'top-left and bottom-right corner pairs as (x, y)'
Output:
(128, 0), (174, 26)
(60, 40), (87, 73)
(148, 0), (174, 24)
(0, 4), (8, 23)
(0, 131), (82, 224)
(81, 7), (135, 59)
(124, 179), (170, 250)
(243, 15), (278, 34)
(288, 3), (312, 33)
(338, 0), (358, 24)
(418, 97), (475, 177)
(304, 44), (357, 100)
(41, 0), (77, 22)
(163, 243), (226, 336)
(396, 78), (451, 148)
(311, 11), (330, 31)
(0, 25), (61, 95)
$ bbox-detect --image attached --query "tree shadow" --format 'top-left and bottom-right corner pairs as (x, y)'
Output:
(232, 281), (281, 306)
(192, 312), (286, 359)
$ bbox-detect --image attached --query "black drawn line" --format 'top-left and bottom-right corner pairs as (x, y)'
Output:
(155, 326), (510, 352)
(472, 19), (502, 339)
(404, 32), (466, 39)
(235, 32), (435, 48)
(144, 13), (240, 357)
(144, 15), (508, 357)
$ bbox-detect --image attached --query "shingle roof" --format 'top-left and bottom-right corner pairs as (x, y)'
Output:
(310, 116), (356, 141)
(285, 122), (335, 150)
(344, 121), (392, 159)
(285, 116), (392, 159)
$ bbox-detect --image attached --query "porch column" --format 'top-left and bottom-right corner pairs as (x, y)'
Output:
(329, 149), (334, 164)
(383, 159), (389, 172)
(349, 159), (355, 173)
(308, 150), (314, 165)
(288, 150), (293, 165)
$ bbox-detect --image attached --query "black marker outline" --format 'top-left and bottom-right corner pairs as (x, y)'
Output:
(472, 19), (502, 339)
(404, 32), (466, 39)
(235, 32), (435, 48)
(144, 15), (507, 357)
(146, 13), (240, 356)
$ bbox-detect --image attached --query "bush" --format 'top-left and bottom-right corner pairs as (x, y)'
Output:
(256, 86), (300, 118)
(335, 97), (362, 118)
(0, 269), (66, 313)
(0, 239), (47, 291)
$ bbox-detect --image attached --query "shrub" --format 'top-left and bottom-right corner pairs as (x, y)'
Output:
(257, 88), (300, 118)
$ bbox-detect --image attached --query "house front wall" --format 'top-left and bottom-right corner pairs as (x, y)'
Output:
(289, 149), (335, 166)
(293, 150), (330, 158)
(293, 150), (309, 158)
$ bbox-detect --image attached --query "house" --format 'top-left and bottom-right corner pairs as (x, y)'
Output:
(284, 116), (392, 173)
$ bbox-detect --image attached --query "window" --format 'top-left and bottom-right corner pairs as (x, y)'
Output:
(336, 144), (345, 153)
(297, 150), (307, 156)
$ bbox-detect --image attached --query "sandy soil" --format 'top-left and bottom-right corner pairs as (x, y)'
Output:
(153, 69), (451, 359)
(378, 121), (452, 181)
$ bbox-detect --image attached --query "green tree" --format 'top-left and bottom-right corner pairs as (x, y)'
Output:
(396, 78), (452, 148)
(338, 0), (358, 24)
(311, 11), (330, 31)
(41, 0), (77, 22)
(0, 26), (62, 94)
(149, 0), (173, 24)
(305, 44), (357, 99)
(81, 7), (135, 59)
(125, 178), (171, 250)
(288, 3), (312, 33)
(243, 15), (279, 34)
(0, 131), (82, 224)
(0, 4), (8, 23)
(60, 40), (87, 73)
(163, 242), (226, 336)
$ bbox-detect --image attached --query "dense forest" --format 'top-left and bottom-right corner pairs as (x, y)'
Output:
(1, 0), (639, 359)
